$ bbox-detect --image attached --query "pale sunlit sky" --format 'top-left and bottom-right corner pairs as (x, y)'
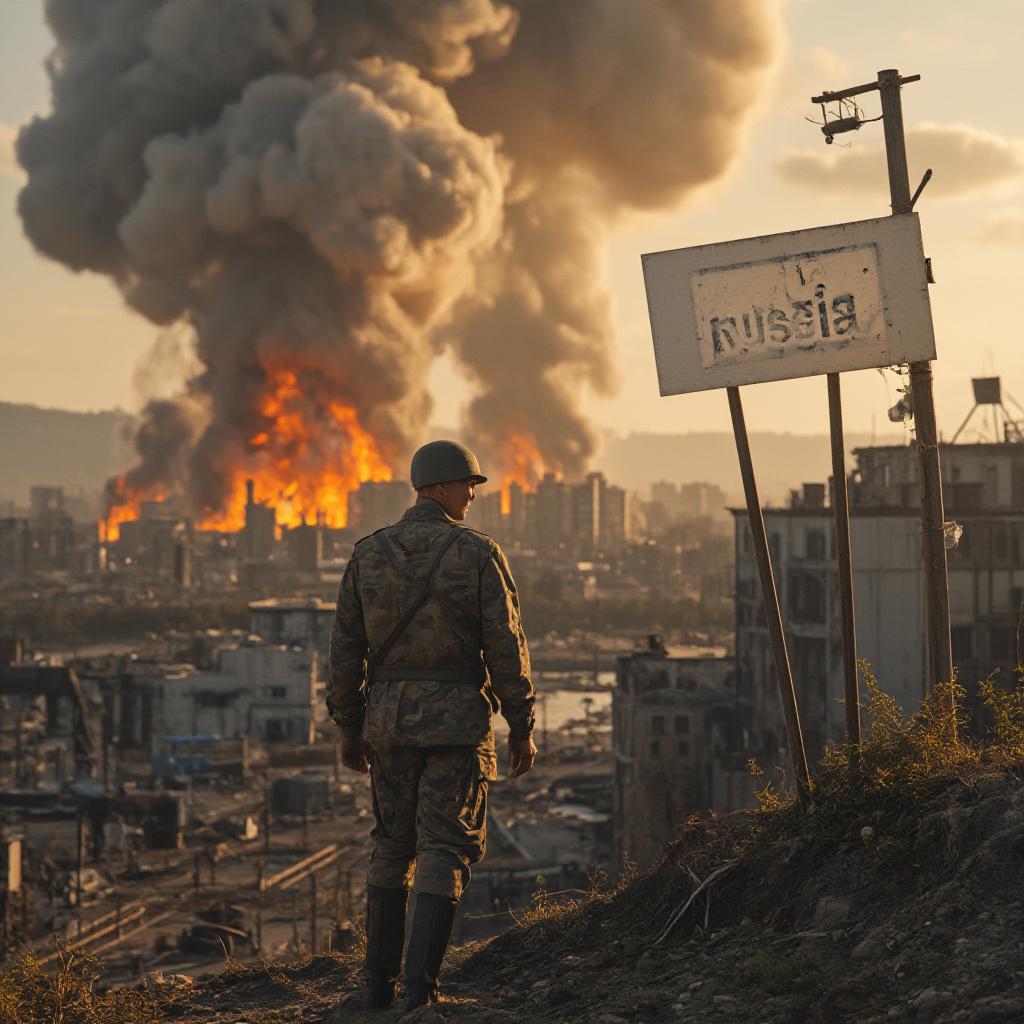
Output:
(2, 1), (1022, 443)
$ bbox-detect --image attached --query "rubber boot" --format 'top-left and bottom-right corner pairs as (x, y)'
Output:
(403, 893), (458, 1012)
(364, 884), (409, 1009)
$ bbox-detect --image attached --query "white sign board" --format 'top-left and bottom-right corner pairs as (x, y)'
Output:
(642, 214), (936, 395)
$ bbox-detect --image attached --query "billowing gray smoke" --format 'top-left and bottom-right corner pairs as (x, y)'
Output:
(18, 0), (779, 519)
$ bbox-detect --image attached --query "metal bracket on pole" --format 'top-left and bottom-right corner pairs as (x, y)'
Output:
(728, 386), (811, 805)
(910, 169), (933, 211)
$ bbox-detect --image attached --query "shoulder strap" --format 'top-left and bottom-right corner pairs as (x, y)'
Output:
(370, 527), (463, 670)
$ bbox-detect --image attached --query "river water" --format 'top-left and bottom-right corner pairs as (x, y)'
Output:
(491, 673), (614, 737)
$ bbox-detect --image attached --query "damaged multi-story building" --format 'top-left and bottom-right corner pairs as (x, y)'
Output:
(0, 486), (96, 582)
(735, 377), (1024, 765)
(612, 636), (749, 868)
(613, 379), (1024, 865)
(80, 639), (323, 753)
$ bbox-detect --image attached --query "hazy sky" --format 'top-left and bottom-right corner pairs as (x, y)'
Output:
(2, 0), (1023, 446)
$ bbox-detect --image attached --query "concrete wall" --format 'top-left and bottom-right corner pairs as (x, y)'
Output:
(852, 516), (925, 711)
(147, 645), (319, 748)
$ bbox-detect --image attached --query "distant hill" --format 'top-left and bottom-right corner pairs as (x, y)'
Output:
(0, 401), (134, 510)
(595, 429), (910, 504)
(0, 401), (912, 513)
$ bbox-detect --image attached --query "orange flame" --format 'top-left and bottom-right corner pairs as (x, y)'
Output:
(201, 368), (392, 531)
(101, 476), (165, 542)
(101, 367), (393, 539)
(498, 430), (545, 514)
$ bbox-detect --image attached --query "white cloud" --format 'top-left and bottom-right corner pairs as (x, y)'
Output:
(0, 124), (25, 182)
(776, 122), (1024, 200)
(979, 208), (1024, 244)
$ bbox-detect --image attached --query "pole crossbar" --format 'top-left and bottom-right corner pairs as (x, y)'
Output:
(811, 72), (919, 105)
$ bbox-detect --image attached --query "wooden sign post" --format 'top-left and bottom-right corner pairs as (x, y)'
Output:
(642, 209), (938, 802)
(827, 372), (861, 748)
(728, 386), (811, 802)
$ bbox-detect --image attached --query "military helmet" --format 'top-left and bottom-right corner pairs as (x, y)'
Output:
(410, 440), (487, 489)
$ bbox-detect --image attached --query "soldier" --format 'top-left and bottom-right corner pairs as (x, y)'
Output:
(328, 439), (537, 1013)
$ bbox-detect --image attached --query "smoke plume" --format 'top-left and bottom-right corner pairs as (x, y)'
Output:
(18, 0), (780, 520)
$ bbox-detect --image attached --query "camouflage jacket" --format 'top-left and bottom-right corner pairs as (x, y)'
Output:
(327, 499), (535, 773)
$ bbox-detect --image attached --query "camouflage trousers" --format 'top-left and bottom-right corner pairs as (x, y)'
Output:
(367, 745), (488, 901)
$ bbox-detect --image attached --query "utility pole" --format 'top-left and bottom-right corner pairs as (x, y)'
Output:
(878, 69), (953, 694)
(811, 69), (952, 693)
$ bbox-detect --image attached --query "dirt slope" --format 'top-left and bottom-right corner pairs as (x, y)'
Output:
(152, 768), (1024, 1024)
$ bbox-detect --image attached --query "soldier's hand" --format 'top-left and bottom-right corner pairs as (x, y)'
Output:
(508, 736), (537, 779)
(340, 735), (372, 774)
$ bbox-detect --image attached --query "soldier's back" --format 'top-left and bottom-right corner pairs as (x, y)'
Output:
(353, 502), (497, 772)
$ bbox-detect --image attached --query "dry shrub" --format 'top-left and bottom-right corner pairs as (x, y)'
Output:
(509, 876), (584, 934)
(979, 672), (1024, 756)
(752, 664), (1024, 842)
(0, 949), (160, 1024)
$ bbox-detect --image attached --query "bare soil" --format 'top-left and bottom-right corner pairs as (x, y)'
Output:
(152, 772), (1024, 1024)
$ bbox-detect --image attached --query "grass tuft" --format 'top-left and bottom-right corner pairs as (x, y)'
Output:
(749, 663), (1024, 847)
(0, 948), (161, 1024)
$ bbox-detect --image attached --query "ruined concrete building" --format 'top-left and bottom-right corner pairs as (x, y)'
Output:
(247, 598), (334, 680)
(115, 498), (190, 584)
(0, 486), (85, 581)
(116, 642), (321, 748)
(612, 637), (749, 869)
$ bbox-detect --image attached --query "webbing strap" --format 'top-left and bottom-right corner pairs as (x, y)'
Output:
(369, 527), (463, 675)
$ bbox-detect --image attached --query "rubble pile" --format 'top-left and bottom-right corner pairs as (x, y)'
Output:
(152, 765), (1024, 1023)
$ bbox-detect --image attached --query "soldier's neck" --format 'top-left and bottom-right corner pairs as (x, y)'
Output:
(416, 496), (457, 520)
